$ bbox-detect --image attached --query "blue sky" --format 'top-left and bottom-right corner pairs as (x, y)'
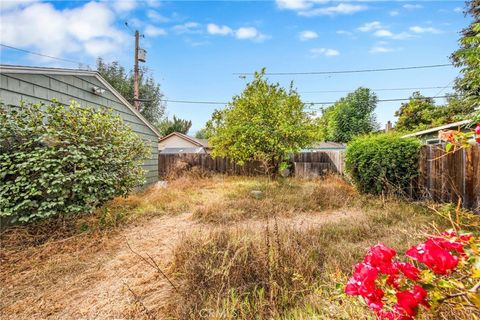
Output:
(0, 0), (470, 133)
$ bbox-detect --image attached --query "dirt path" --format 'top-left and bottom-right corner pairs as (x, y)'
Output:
(1, 209), (357, 320)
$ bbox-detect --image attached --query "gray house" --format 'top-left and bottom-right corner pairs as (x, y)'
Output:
(0, 65), (161, 184)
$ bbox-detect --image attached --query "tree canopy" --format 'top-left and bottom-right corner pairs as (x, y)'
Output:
(318, 87), (378, 143)
(96, 58), (165, 124)
(157, 115), (192, 136)
(394, 92), (476, 132)
(206, 69), (317, 173)
(394, 92), (437, 132)
(194, 128), (209, 139)
(450, 0), (480, 108)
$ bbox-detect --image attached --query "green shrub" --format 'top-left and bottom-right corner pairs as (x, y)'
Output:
(345, 133), (421, 195)
(0, 101), (150, 223)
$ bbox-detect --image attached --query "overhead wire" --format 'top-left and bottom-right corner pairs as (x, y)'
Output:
(233, 64), (453, 76)
(0, 43), (90, 68)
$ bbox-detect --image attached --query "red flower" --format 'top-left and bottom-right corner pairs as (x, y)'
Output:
(394, 262), (420, 281)
(476, 124), (480, 144)
(345, 262), (379, 297)
(394, 285), (429, 318)
(406, 240), (459, 275)
(364, 244), (397, 274)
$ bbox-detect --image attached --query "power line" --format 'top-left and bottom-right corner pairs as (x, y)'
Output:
(161, 95), (450, 106)
(301, 86), (453, 94)
(0, 43), (89, 67)
(234, 64), (453, 76)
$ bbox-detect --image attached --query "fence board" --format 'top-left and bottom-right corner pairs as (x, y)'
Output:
(419, 145), (479, 213)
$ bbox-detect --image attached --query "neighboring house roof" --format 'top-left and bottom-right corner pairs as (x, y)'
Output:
(158, 131), (211, 148)
(0, 64), (161, 138)
(160, 147), (207, 154)
(308, 141), (346, 150)
(402, 120), (471, 138)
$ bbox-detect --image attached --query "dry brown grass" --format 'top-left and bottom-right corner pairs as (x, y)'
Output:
(192, 174), (357, 224)
(166, 182), (480, 320)
(1, 175), (478, 320)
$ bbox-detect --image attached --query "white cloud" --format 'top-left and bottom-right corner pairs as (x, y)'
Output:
(389, 10), (399, 16)
(110, 0), (136, 13)
(369, 45), (394, 53)
(236, 27), (258, 39)
(276, 0), (312, 10)
(310, 47), (339, 57)
(403, 4), (423, 10)
(147, 10), (170, 23)
(235, 27), (268, 41)
(144, 25), (167, 37)
(453, 7), (462, 13)
(374, 29), (412, 40)
(374, 29), (393, 37)
(298, 30), (318, 41)
(299, 3), (367, 16)
(207, 23), (233, 35)
(336, 30), (353, 36)
(357, 21), (382, 32)
(0, 0), (38, 11)
(409, 26), (441, 34)
(0, 1), (128, 59)
(172, 22), (201, 34)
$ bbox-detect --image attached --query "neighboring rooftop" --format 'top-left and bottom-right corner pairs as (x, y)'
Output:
(308, 141), (346, 150)
(160, 147), (207, 154)
(158, 131), (210, 148)
(402, 120), (471, 138)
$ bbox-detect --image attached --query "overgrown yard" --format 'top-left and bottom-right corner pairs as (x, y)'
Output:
(1, 176), (478, 319)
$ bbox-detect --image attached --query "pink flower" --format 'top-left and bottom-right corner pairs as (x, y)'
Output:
(406, 240), (459, 275)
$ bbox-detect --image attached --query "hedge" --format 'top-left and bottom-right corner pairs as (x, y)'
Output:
(0, 101), (150, 223)
(345, 133), (421, 195)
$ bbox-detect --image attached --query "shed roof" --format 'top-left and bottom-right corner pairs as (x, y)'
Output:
(402, 120), (471, 138)
(160, 147), (207, 154)
(0, 64), (161, 137)
(158, 131), (210, 148)
(309, 141), (346, 149)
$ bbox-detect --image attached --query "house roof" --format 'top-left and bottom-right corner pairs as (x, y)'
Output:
(309, 141), (346, 149)
(158, 131), (210, 148)
(0, 64), (162, 138)
(402, 120), (471, 138)
(160, 147), (206, 154)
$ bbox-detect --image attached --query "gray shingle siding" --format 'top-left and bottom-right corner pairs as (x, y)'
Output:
(0, 70), (159, 184)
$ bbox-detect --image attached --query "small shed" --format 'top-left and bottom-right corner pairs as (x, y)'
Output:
(0, 64), (161, 184)
(158, 132), (211, 154)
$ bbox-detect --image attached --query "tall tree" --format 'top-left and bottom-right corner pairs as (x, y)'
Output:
(206, 69), (317, 173)
(96, 58), (165, 124)
(394, 92), (437, 132)
(319, 87), (378, 143)
(158, 115), (192, 136)
(194, 127), (209, 139)
(450, 0), (480, 108)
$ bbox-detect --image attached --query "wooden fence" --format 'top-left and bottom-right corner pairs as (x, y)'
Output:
(292, 151), (345, 177)
(158, 151), (345, 178)
(418, 145), (480, 212)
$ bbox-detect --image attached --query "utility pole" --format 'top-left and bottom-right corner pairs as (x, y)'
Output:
(133, 30), (140, 110)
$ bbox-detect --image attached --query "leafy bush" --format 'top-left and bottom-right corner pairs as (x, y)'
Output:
(0, 101), (150, 223)
(345, 134), (421, 195)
